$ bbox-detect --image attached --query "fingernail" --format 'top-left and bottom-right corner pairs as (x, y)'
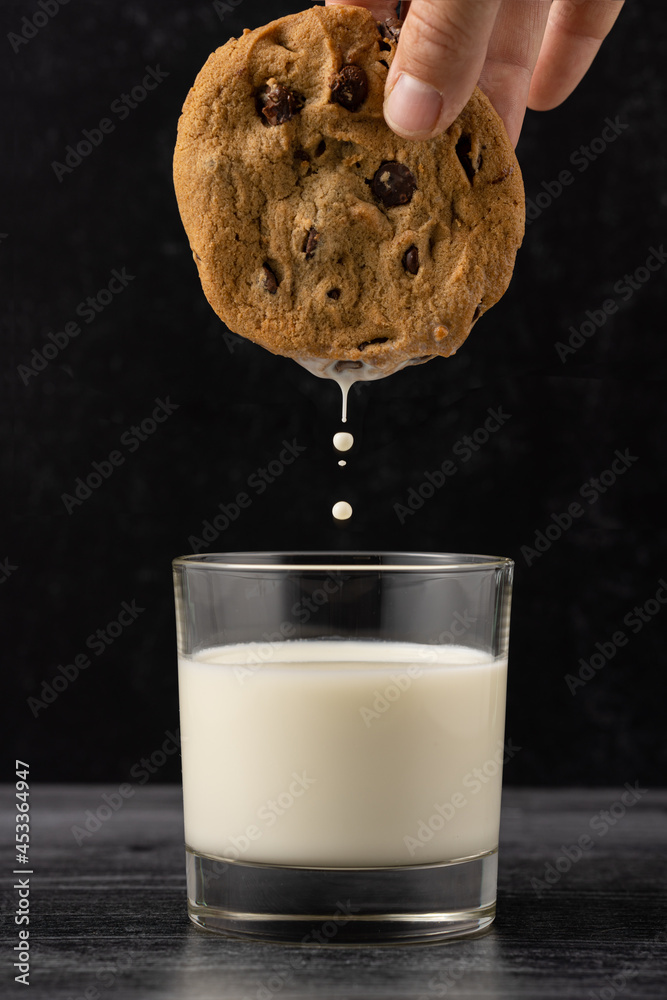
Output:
(384, 73), (442, 138)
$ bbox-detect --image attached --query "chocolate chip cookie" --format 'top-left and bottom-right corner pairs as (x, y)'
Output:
(173, 5), (525, 377)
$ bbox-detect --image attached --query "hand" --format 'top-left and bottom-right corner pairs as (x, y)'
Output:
(325, 1), (625, 146)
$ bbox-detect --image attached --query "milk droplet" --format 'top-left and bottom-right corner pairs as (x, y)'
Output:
(333, 431), (354, 453)
(338, 460), (346, 467)
(339, 380), (352, 423)
(332, 501), (353, 521)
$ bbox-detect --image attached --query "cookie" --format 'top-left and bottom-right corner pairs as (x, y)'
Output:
(173, 5), (525, 379)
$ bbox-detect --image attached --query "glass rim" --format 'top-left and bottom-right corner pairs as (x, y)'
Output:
(172, 551), (514, 572)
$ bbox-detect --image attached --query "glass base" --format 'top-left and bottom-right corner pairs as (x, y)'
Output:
(185, 847), (497, 945)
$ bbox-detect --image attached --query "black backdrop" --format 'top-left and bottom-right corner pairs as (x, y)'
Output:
(4, 0), (666, 786)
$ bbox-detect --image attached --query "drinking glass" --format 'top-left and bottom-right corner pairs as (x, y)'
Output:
(173, 551), (513, 944)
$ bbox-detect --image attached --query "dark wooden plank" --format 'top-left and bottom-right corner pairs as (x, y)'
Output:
(1, 786), (666, 999)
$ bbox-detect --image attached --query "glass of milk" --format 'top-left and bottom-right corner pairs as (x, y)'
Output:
(173, 551), (513, 944)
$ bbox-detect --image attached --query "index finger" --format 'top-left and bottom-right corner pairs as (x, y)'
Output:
(529, 0), (626, 110)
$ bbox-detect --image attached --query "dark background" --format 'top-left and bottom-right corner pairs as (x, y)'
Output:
(3, 0), (665, 787)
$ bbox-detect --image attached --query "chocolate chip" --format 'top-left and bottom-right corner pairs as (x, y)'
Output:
(294, 149), (310, 162)
(358, 337), (388, 349)
(257, 82), (302, 126)
(455, 134), (481, 183)
(491, 165), (514, 185)
(403, 245), (419, 275)
(303, 227), (319, 259)
(378, 17), (403, 43)
(262, 264), (278, 294)
(330, 65), (369, 112)
(315, 139), (326, 157)
(327, 289), (341, 300)
(472, 303), (483, 322)
(334, 361), (363, 372)
(372, 161), (417, 207)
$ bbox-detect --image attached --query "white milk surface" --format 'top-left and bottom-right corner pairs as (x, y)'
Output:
(178, 640), (507, 867)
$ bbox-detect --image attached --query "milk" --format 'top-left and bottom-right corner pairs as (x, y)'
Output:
(297, 358), (424, 423)
(178, 640), (507, 867)
(332, 501), (353, 521)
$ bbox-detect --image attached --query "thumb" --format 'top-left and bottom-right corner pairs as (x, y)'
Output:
(384, 0), (501, 140)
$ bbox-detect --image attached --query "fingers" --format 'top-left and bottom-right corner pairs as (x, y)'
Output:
(384, 0), (502, 140)
(477, 0), (552, 147)
(330, 0), (624, 144)
(528, 0), (625, 110)
(325, 0), (398, 20)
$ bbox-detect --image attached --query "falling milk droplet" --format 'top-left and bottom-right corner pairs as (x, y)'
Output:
(330, 369), (361, 423)
(332, 501), (353, 521)
(333, 432), (354, 453)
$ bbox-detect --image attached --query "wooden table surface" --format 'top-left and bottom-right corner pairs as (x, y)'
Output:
(2, 785), (666, 999)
